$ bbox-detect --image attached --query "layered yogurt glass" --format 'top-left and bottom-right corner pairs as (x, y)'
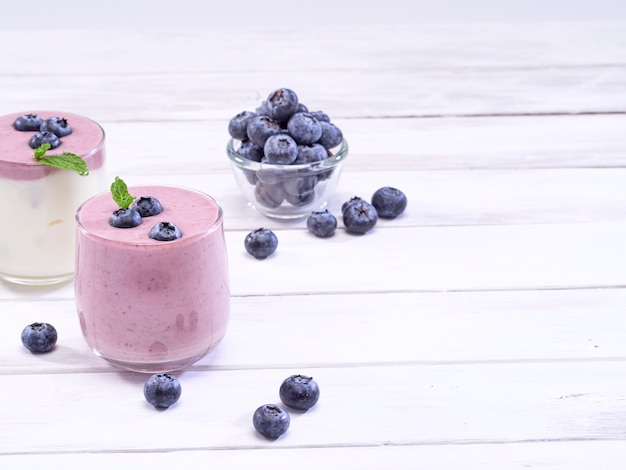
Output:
(0, 111), (106, 285)
(74, 185), (230, 372)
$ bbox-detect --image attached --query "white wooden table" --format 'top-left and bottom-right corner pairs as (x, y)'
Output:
(1, 10), (626, 468)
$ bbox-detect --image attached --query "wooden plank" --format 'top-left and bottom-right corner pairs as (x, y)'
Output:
(2, 65), (626, 119)
(2, 221), (626, 299)
(1, 23), (625, 74)
(97, 115), (626, 176)
(2, 440), (625, 469)
(1, 362), (625, 454)
(2, 288), (626, 374)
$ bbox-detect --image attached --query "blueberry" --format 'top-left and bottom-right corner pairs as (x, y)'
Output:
(283, 175), (318, 207)
(341, 196), (364, 214)
(309, 110), (330, 123)
(295, 102), (309, 113)
(265, 88), (299, 122)
(263, 134), (298, 165)
(255, 181), (286, 208)
(295, 143), (328, 165)
(149, 221), (182, 241)
(371, 186), (407, 219)
(236, 139), (264, 163)
(279, 374), (320, 411)
(109, 208), (142, 228)
(13, 113), (43, 131)
(143, 373), (182, 409)
(307, 210), (337, 238)
(253, 404), (290, 439)
(28, 131), (61, 150)
(287, 112), (322, 145)
(246, 115), (281, 147)
(317, 121), (343, 149)
(21, 322), (57, 353)
(342, 198), (378, 234)
(244, 227), (278, 259)
(228, 110), (257, 140)
(131, 196), (163, 217)
(40, 116), (72, 137)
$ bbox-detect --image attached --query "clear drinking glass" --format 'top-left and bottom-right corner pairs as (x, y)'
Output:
(74, 185), (230, 372)
(0, 111), (106, 285)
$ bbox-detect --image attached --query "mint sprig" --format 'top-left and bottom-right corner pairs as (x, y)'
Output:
(33, 143), (89, 176)
(110, 176), (136, 209)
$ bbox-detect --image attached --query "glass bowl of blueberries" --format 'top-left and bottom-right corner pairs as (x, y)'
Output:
(226, 88), (349, 220)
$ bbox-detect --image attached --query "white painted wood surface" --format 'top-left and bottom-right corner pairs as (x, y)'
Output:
(1, 10), (626, 469)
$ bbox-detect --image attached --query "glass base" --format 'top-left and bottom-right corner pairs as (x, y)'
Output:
(95, 345), (221, 373)
(0, 271), (74, 286)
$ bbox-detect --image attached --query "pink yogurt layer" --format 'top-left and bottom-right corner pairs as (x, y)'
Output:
(75, 185), (230, 371)
(0, 111), (106, 180)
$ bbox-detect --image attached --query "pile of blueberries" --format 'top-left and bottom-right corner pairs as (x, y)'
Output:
(13, 113), (72, 150)
(228, 88), (344, 209)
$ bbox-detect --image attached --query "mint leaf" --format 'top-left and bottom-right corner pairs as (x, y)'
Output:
(110, 176), (135, 209)
(33, 144), (89, 176)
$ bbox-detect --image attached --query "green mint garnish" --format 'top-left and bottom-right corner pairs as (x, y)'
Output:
(33, 143), (89, 176)
(110, 176), (136, 209)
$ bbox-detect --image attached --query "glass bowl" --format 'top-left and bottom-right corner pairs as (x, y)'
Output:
(227, 138), (349, 219)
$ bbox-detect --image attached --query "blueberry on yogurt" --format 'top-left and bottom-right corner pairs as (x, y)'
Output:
(132, 196), (163, 217)
(149, 222), (182, 241)
(40, 116), (72, 137)
(109, 208), (142, 228)
(28, 131), (61, 150)
(13, 113), (44, 131)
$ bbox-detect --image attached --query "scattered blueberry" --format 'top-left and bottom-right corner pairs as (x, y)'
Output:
(307, 210), (337, 238)
(13, 113), (44, 131)
(40, 116), (72, 137)
(21, 322), (58, 353)
(253, 404), (290, 439)
(279, 374), (320, 411)
(149, 222), (183, 241)
(371, 186), (407, 219)
(341, 196), (364, 214)
(143, 373), (182, 409)
(109, 208), (142, 228)
(263, 134), (298, 165)
(287, 112), (322, 145)
(132, 196), (163, 217)
(342, 198), (378, 234)
(228, 110), (257, 140)
(244, 228), (278, 259)
(265, 88), (299, 122)
(246, 115), (281, 147)
(28, 131), (61, 150)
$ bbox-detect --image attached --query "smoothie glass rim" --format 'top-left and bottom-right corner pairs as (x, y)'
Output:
(0, 110), (106, 169)
(75, 184), (224, 247)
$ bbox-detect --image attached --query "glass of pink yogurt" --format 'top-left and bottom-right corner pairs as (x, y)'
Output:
(0, 111), (106, 285)
(74, 185), (230, 373)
